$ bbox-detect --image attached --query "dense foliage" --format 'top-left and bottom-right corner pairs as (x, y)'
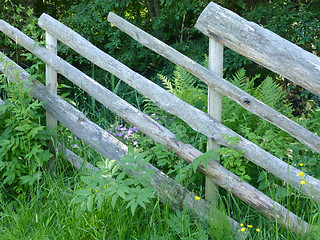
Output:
(0, 0), (320, 239)
(0, 64), (52, 193)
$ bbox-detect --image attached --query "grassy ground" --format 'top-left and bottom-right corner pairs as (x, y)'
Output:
(0, 167), (319, 240)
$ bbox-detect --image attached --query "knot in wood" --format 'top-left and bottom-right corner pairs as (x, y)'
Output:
(241, 97), (251, 105)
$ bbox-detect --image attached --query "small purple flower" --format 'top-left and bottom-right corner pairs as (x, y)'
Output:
(169, 119), (173, 121)
(108, 130), (113, 133)
(116, 132), (123, 137)
(155, 117), (159, 120)
(127, 130), (133, 135)
(73, 144), (78, 148)
(117, 124), (123, 131)
(151, 113), (156, 116)
(124, 134), (129, 140)
(132, 127), (139, 132)
(133, 141), (138, 146)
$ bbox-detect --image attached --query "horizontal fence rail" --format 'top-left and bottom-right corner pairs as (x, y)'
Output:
(0, 30), (310, 233)
(33, 14), (320, 204)
(0, 53), (244, 237)
(106, 12), (320, 155)
(195, 2), (320, 97)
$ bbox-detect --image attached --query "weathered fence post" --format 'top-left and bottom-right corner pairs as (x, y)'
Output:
(45, 32), (57, 168)
(45, 32), (57, 131)
(206, 38), (223, 203)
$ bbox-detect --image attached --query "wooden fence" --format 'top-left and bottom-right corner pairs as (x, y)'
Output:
(1, 2), (320, 236)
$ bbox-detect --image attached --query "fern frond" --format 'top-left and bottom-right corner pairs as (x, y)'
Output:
(257, 76), (284, 108)
(158, 74), (175, 94)
(143, 96), (165, 116)
(230, 68), (247, 89)
(175, 66), (197, 90)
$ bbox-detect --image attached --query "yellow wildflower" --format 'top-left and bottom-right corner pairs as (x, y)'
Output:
(240, 223), (244, 226)
(299, 163), (304, 167)
(240, 228), (246, 232)
(256, 228), (261, 232)
(195, 196), (201, 200)
(297, 172), (304, 177)
(247, 225), (253, 228)
(301, 180), (306, 185)
(104, 186), (107, 188)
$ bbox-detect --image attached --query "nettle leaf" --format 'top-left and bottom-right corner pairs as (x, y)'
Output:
(111, 194), (118, 208)
(38, 150), (53, 162)
(27, 126), (44, 138)
(3, 169), (16, 184)
(96, 195), (104, 211)
(87, 195), (94, 212)
(192, 150), (218, 173)
(80, 200), (87, 212)
(116, 171), (126, 181)
(116, 185), (130, 199)
(75, 188), (92, 196)
(72, 195), (86, 205)
(20, 171), (41, 185)
(126, 199), (138, 216)
(111, 163), (121, 175)
(139, 155), (152, 167)
(15, 124), (32, 132)
(81, 176), (95, 185)
(0, 161), (8, 170)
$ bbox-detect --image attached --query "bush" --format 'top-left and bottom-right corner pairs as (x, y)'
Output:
(0, 63), (52, 194)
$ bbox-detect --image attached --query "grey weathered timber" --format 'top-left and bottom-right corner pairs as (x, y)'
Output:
(206, 38), (223, 203)
(105, 12), (320, 155)
(0, 54), (245, 238)
(0, 52), (310, 234)
(195, 2), (320, 97)
(45, 32), (58, 131)
(34, 14), (320, 203)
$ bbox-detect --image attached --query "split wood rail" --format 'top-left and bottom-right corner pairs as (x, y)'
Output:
(0, 2), (319, 236)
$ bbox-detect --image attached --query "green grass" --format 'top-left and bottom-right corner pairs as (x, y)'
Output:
(0, 171), (214, 239)
(0, 168), (319, 240)
(1, 67), (319, 239)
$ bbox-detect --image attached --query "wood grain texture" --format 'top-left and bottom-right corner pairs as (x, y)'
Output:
(206, 38), (223, 203)
(195, 2), (320, 96)
(34, 14), (320, 203)
(0, 42), (311, 233)
(105, 12), (320, 155)
(0, 54), (244, 238)
(45, 32), (58, 131)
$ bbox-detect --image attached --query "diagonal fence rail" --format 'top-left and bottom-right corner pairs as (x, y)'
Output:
(35, 13), (320, 203)
(0, 27), (309, 233)
(0, 2), (319, 235)
(0, 52), (244, 238)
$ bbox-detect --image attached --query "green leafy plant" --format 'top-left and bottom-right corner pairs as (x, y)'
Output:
(159, 65), (208, 112)
(0, 65), (52, 192)
(216, 135), (250, 181)
(72, 146), (155, 216)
